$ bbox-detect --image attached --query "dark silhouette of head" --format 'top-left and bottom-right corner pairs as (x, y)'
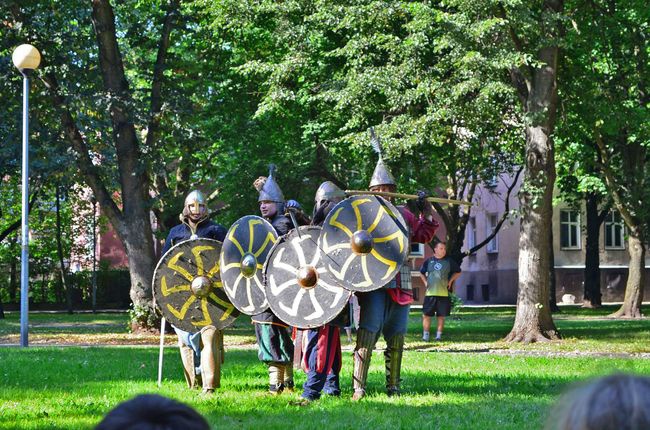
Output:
(95, 394), (210, 430)
(548, 373), (650, 430)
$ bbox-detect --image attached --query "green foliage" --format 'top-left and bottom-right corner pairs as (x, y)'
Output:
(450, 292), (464, 315)
(126, 303), (159, 332)
(558, 0), (650, 235)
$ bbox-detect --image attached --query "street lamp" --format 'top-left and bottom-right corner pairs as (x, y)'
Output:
(13, 44), (41, 347)
(91, 196), (97, 314)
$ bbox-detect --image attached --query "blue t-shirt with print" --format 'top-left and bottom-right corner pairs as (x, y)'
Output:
(420, 257), (461, 297)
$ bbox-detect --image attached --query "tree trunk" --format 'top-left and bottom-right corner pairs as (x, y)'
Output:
(55, 186), (74, 314)
(504, 29), (562, 341)
(610, 233), (645, 318)
(549, 225), (559, 312)
(505, 122), (561, 342)
(583, 192), (603, 308)
(121, 221), (156, 313)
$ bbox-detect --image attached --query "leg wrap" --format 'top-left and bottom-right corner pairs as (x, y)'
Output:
(200, 326), (221, 390)
(385, 334), (404, 393)
(353, 328), (377, 393)
(268, 363), (285, 393)
(284, 363), (294, 390)
(178, 342), (196, 389)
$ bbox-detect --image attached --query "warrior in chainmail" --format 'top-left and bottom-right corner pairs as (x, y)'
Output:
(161, 190), (228, 395)
(252, 166), (307, 394)
(352, 129), (439, 400)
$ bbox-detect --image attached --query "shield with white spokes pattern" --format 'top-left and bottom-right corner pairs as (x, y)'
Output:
(318, 195), (409, 292)
(153, 238), (239, 332)
(264, 226), (351, 328)
(220, 215), (278, 315)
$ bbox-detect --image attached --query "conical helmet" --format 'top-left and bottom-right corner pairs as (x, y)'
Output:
(258, 164), (285, 203)
(315, 181), (346, 203)
(368, 128), (396, 188)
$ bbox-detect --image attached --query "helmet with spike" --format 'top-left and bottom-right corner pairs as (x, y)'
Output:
(368, 127), (396, 188)
(258, 164), (285, 203)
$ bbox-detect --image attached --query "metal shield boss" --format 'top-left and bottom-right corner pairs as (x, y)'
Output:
(264, 226), (351, 329)
(220, 215), (278, 315)
(153, 238), (239, 332)
(319, 195), (409, 292)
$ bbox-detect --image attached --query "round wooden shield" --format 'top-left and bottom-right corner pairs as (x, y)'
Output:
(153, 238), (239, 332)
(318, 195), (409, 292)
(220, 215), (278, 315)
(264, 226), (351, 329)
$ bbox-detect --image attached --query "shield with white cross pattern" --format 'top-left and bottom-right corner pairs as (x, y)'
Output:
(264, 226), (351, 328)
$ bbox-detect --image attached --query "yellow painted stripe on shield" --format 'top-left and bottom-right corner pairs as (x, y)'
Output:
(228, 223), (245, 256)
(167, 295), (196, 319)
(192, 298), (213, 327)
(192, 245), (214, 276)
(254, 232), (277, 258)
(221, 262), (242, 272)
(207, 261), (220, 278)
(161, 276), (190, 296)
(373, 231), (405, 253)
(370, 248), (398, 280)
(248, 218), (263, 253)
(351, 198), (371, 231)
(329, 207), (353, 237)
(168, 252), (193, 282)
(209, 292), (236, 321)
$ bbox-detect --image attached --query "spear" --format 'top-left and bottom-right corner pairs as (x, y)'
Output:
(344, 190), (471, 206)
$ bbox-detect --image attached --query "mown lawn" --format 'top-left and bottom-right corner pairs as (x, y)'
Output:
(0, 305), (648, 429)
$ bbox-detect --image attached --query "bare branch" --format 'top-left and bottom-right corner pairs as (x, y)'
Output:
(467, 166), (523, 255)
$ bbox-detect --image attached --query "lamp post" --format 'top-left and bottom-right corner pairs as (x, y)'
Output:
(91, 196), (97, 313)
(13, 44), (41, 347)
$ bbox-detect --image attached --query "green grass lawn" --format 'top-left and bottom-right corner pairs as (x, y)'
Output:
(0, 305), (648, 429)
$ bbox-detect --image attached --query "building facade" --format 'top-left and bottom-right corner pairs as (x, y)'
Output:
(408, 175), (647, 305)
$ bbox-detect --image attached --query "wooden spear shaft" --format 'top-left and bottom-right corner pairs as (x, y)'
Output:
(344, 190), (471, 206)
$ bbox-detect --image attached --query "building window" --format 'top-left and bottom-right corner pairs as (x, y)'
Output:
(486, 213), (498, 253)
(605, 211), (625, 249)
(409, 243), (425, 257)
(467, 218), (476, 251)
(560, 210), (581, 249)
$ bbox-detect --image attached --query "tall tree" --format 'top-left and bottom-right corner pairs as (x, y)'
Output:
(2, 0), (184, 324)
(458, 0), (566, 341)
(506, 0), (563, 341)
(561, 0), (649, 318)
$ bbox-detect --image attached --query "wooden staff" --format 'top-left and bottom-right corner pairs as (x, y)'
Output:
(344, 190), (471, 206)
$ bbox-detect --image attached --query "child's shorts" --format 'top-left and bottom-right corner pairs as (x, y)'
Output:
(422, 296), (451, 317)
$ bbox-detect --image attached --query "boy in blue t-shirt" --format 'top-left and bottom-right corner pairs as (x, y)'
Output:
(419, 242), (461, 341)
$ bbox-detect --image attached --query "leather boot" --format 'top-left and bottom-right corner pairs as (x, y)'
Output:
(352, 328), (377, 400)
(178, 342), (196, 389)
(200, 326), (220, 392)
(385, 334), (404, 396)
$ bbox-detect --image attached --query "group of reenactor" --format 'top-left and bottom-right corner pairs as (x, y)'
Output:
(153, 130), (439, 403)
